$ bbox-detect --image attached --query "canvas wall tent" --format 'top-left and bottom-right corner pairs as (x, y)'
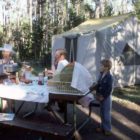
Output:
(51, 14), (140, 87)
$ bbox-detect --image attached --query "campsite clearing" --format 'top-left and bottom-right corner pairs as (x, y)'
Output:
(0, 85), (140, 140)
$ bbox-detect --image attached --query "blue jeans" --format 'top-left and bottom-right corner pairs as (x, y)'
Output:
(100, 95), (112, 131)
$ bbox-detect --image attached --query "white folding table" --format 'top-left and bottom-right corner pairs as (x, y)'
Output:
(0, 84), (49, 116)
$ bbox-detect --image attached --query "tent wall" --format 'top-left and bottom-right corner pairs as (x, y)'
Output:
(136, 66), (140, 84)
(51, 16), (140, 87)
(52, 33), (100, 81)
(95, 16), (140, 87)
(77, 33), (101, 81)
(51, 36), (65, 71)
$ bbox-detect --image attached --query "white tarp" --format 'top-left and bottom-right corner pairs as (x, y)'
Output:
(71, 62), (93, 93)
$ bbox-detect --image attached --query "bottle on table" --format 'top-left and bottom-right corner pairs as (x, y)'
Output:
(16, 72), (20, 84)
(38, 73), (44, 85)
(44, 68), (48, 85)
(44, 68), (48, 77)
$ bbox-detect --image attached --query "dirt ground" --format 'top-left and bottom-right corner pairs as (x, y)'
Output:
(78, 97), (140, 140)
(0, 96), (140, 140)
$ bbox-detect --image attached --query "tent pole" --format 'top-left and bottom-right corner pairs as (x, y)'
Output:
(135, 16), (138, 91)
(133, 16), (137, 91)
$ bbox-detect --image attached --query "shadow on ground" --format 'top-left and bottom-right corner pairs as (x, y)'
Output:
(0, 97), (140, 140)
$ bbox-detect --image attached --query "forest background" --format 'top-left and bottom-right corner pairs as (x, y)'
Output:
(0, 0), (140, 68)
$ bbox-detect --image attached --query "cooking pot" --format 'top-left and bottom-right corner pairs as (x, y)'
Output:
(3, 63), (18, 73)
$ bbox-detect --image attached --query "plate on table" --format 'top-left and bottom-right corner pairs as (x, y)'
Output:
(19, 82), (33, 86)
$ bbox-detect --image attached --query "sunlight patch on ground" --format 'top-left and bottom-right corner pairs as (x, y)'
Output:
(112, 96), (140, 114)
(121, 87), (137, 93)
(112, 126), (132, 140)
(117, 86), (140, 94)
(77, 105), (135, 140)
(112, 110), (140, 135)
(74, 130), (82, 140)
(125, 94), (140, 98)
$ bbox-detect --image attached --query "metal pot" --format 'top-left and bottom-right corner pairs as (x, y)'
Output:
(4, 64), (18, 73)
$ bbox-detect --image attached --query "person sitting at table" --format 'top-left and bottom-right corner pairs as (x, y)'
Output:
(0, 44), (15, 78)
(0, 44), (16, 112)
(20, 64), (32, 84)
(46, 48), (69, 112)
(47, 48), (69, 76)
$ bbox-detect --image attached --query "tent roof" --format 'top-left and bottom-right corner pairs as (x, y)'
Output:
(57, 14), (131, 37)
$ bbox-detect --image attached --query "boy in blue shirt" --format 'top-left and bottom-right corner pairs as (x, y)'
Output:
(90, 59), (114, 136)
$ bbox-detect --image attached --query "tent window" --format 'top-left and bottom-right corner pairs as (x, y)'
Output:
(65, 37), (78, 62)
(120, 43), (140, 65)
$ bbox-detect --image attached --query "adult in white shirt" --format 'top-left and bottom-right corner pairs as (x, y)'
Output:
(53, 49), (69, 112)
(54, 49), (69, 72)
(48, 49), (69, 76)
(46, 49), (69, 112)
(55, 59), (69, 74)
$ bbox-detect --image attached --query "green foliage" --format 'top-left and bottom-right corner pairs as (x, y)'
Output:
(12, 22), (31, 61)
(84, 4), (93, 12)
(10, 17), (49, 65)
(134, 0), (140, 19)
(84, 3), (95, 18)
(104, 1), (113, 17)
(0, 29), (4, 47)
(32, 18), (45, 59)
(113, 85), (140, 105)
(0, 0), (92, 66)
(64, 8), (85, 30)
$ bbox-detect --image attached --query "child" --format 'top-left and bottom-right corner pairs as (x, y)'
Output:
(90, 59), (114, 136)
(20, 64), (32, 84)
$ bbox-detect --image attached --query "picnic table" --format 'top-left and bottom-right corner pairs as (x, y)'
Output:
(0, 82), (94, 140)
